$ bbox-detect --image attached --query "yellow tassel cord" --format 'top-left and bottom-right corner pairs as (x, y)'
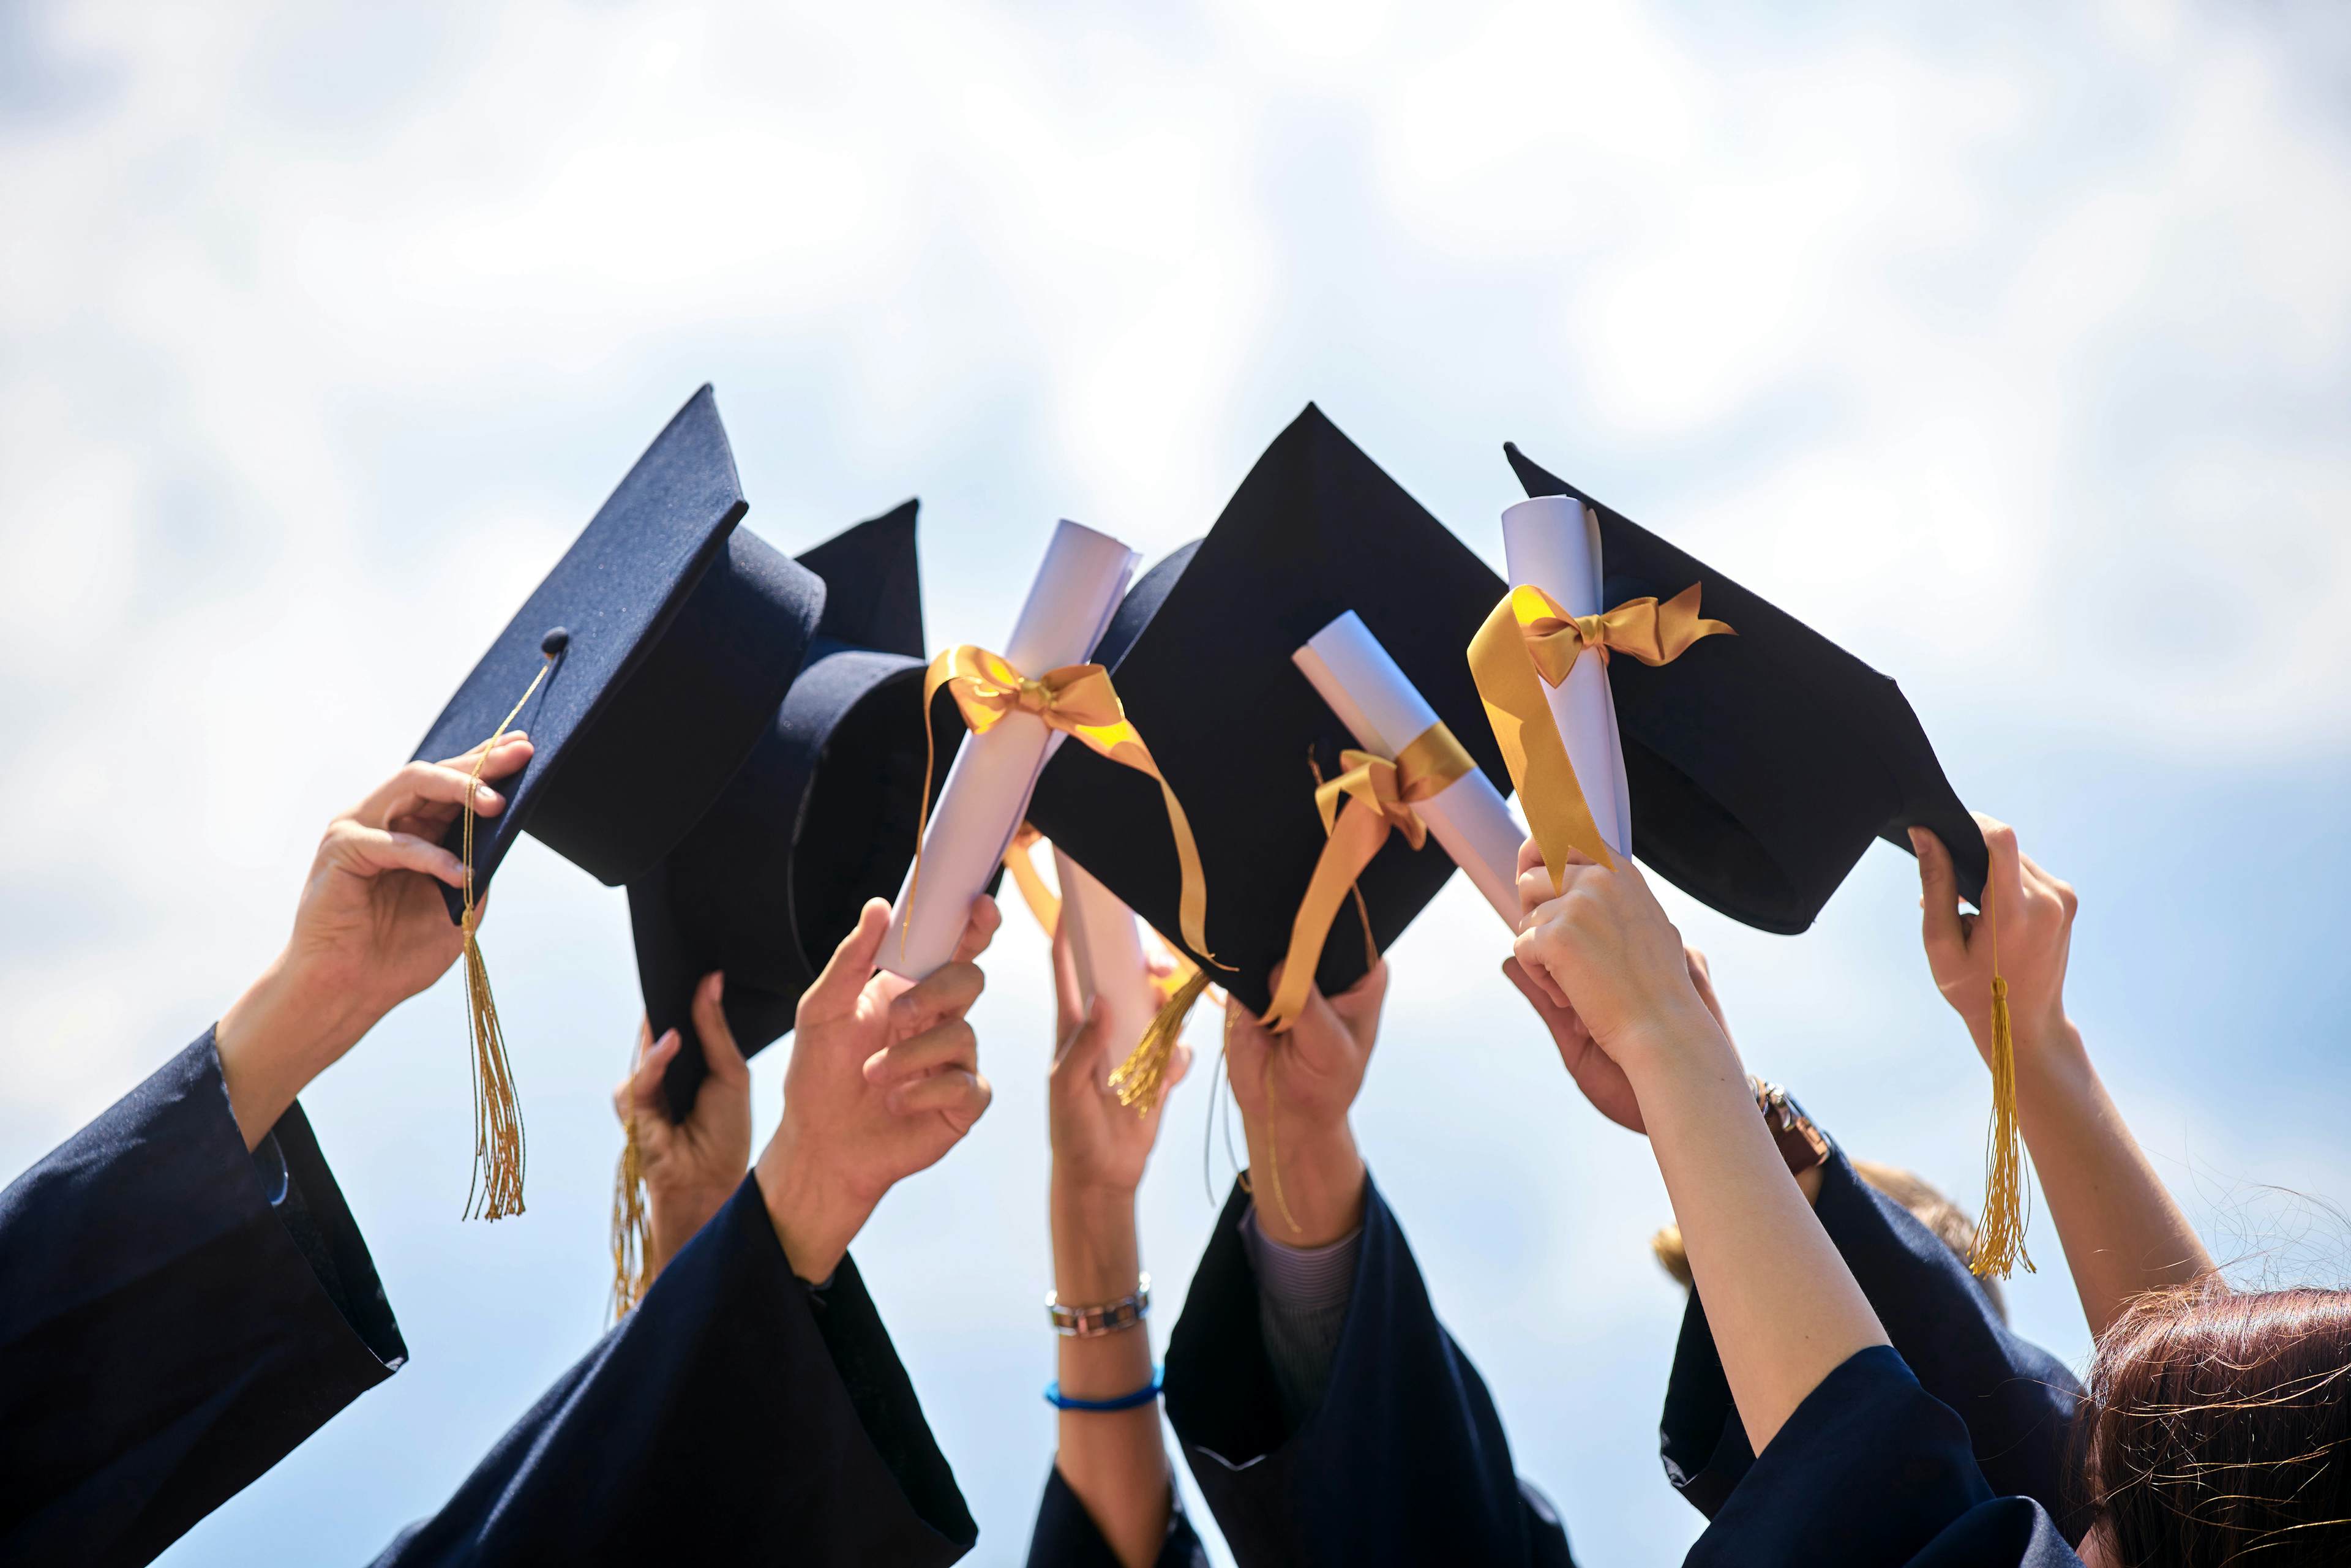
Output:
(1110, 967), (1212, 1115)
(609, 1114), (650, 1319)
(1966, 876), (2034, 1280)
(457, 658), (549, 1222)
(1258, 1051), (1299, 1235)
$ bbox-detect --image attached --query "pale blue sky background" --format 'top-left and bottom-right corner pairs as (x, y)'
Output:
(4, 2), (2349, 1564)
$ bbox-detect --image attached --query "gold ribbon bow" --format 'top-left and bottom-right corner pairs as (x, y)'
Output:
(1259, 722), (1475, 1033)
(1468, 579), (1733, 894)
(915, 647), (1214, 963)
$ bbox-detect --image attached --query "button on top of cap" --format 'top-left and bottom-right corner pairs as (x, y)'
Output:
(540, 626), (571, 657)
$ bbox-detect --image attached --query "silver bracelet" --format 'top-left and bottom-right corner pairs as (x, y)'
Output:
(1046, 1272), (1151, 1338)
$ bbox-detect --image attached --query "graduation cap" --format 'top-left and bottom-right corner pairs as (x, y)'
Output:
(1499, 441), (1986, 928)
(626, 500), (954, 1122)
(1026, 404), (1511, 1021)
(1502, 443), (2027, 1278)
(410, 385), (825, 1219)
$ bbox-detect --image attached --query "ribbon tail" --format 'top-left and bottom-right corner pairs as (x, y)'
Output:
(1261, 800), (1392, 1033)
(1468, 595), (1617, 893)
(1001, 828), (1062, 936)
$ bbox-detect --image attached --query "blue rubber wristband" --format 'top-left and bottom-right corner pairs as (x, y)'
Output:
(1044, 1367), (1164, 1411)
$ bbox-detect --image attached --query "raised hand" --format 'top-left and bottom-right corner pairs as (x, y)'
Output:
(1048, 930), (1190, 1199)
(1510, 836), (1719, 1078)
(1911, 815), (2077, 1063)
(753, 895), (1002, 1282)
(613, 972), (755, 1281)
(1223, 961), (1385, 1245)
(215, 735), (536, 1147)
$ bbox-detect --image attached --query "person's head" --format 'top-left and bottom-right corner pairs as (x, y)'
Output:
(1651, 1158), (2006, 1322)
(2079, 1283), (2351, 1566)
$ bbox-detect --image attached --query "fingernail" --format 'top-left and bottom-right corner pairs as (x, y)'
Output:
(1907, 827), (1927, 853)
(476, 787), (503, 809)
(657, 1029), (680, 1054)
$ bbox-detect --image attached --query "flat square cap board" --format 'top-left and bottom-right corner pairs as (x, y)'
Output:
(628, 501), (963, 1119)
(1026, 403), (1512, 1018)
(411, 385), (827, 913)
(1503, 441), (1986, 929)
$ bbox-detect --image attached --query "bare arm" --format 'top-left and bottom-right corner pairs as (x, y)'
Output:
(1913, 820), (2213, 1338)
(1513, 846), (1887, 1449)
(1046, 925), (1187, 1568)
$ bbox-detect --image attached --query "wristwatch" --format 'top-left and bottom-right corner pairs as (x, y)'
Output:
(1752, 1078), (1831, 1177)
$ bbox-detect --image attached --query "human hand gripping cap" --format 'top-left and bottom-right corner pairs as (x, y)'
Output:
(1025, 404), (1512, 1019)
(626, 500), (958, 1120)
(410, 384), (827, 1219)
(1499, 441), (1986, 928)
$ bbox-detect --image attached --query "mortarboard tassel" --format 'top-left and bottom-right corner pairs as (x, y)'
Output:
(610, 1111), (650, 1318)
(1966, 876), (2034, 1280)
(457, 652), (552, 1222)
(1110, 967), (1213, 1114)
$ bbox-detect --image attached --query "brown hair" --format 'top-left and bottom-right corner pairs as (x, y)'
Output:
(1650, 1158), (2006, 1321)
(2083, 1283), (2351, 1566)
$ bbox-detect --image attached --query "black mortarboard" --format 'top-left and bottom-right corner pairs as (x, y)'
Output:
(626, 501), (958, 1119)
(411, 385), (827, 906)
(1026, 405), (1511, 1017)
(1502, 441), (1986, 929)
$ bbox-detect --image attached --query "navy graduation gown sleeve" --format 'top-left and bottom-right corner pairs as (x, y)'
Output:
(1662, 1146), (2087, 1536)
(1690, 1346), (2082, 1568)
(373, 1174), (977, 1566)
(0, 1029), (405, 1568)
(1024, 1464), (1209, 1568)
(1161, 1172), (1574, 1567)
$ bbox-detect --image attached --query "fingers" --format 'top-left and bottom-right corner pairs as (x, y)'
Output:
(801, 899), (891, 1023)
(864, 1016), (979, 1088)
(360, 758), (516, 831)
(1224, 987), (1273, 1059)
(435, 730), (532, 768)
(617, 1028), (682, 1122)
(2019, 850), (2079, 921)
(1050, 996), (1103, 1077)
(1326, 958), (1388, 1052)
(887, 1067), (993, 1126)
(690, 972), (749, 1086)
(1973, 813), (2026, 926)
(890, 958), (985, 1040)
(1909, 825), (1967, 965)
(436, 733), (536, 781)
(1507, 923), (1575, 1009)
(951, 895), (1002, 966)
(327, 822), (467, 888)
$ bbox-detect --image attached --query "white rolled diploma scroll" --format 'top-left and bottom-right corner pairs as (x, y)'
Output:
(884, 519), (1141, 979)
(1500, 496), (1633, 858)
(1292, 612), (1528, 928)
(1051, 847), (1162, 1067)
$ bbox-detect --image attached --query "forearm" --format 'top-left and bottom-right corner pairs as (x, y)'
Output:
(1049, 1177), (1169, 1568)
(214, 953), (377, 1150)
(1239, 1115), (1365, 1248)
(2016, 1026), (2214, 1338)
(1630, 1008), (1888, 1450)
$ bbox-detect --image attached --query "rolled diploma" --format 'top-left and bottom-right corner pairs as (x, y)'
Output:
(1500, 496), (1632, 857)
(1292, 612), (1526, 928)
(1051, 847), (1161, 1063)
(885, 519), (1140, 978)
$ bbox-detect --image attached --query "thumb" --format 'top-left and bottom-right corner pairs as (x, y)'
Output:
(691, 972), (749, 1086)
(1910, 827), (1965, 968)
(803, 899), (890, 1024)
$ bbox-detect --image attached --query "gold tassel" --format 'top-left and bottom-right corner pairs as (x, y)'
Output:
(1967, 876), (2034, 1279)
(610, 1114), (650, 1319)
(456, 658), (549, 1222)
(1110, 967), (1212, 1114)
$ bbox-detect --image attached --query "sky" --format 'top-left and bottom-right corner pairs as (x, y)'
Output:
(3, 0), (2350, 1562)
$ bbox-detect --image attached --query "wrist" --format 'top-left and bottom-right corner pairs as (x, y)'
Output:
(1613, 995), (1740, 1092)
(754, 1128), (874, 1284)
(214, 950), (381, 1149)
(1049, 1179), (1141, 1302)
(1241, 1117), (1365, 1247)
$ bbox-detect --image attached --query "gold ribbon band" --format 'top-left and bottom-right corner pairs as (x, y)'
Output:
(914, 647), (1215, 965)
(1467, 576), (1733, 895)
(1259, 721), (1475, 1033)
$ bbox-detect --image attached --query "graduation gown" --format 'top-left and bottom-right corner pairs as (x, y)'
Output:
(1688, 1346), (2082, 1567)
(1024, 1465), (1210, 1568)
(1661, 1146), (2088, 1540)
(1160, 1173), (1574, 1567)
(0, 1029), (405, 1568)
(373, 1175), (977, 1565)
